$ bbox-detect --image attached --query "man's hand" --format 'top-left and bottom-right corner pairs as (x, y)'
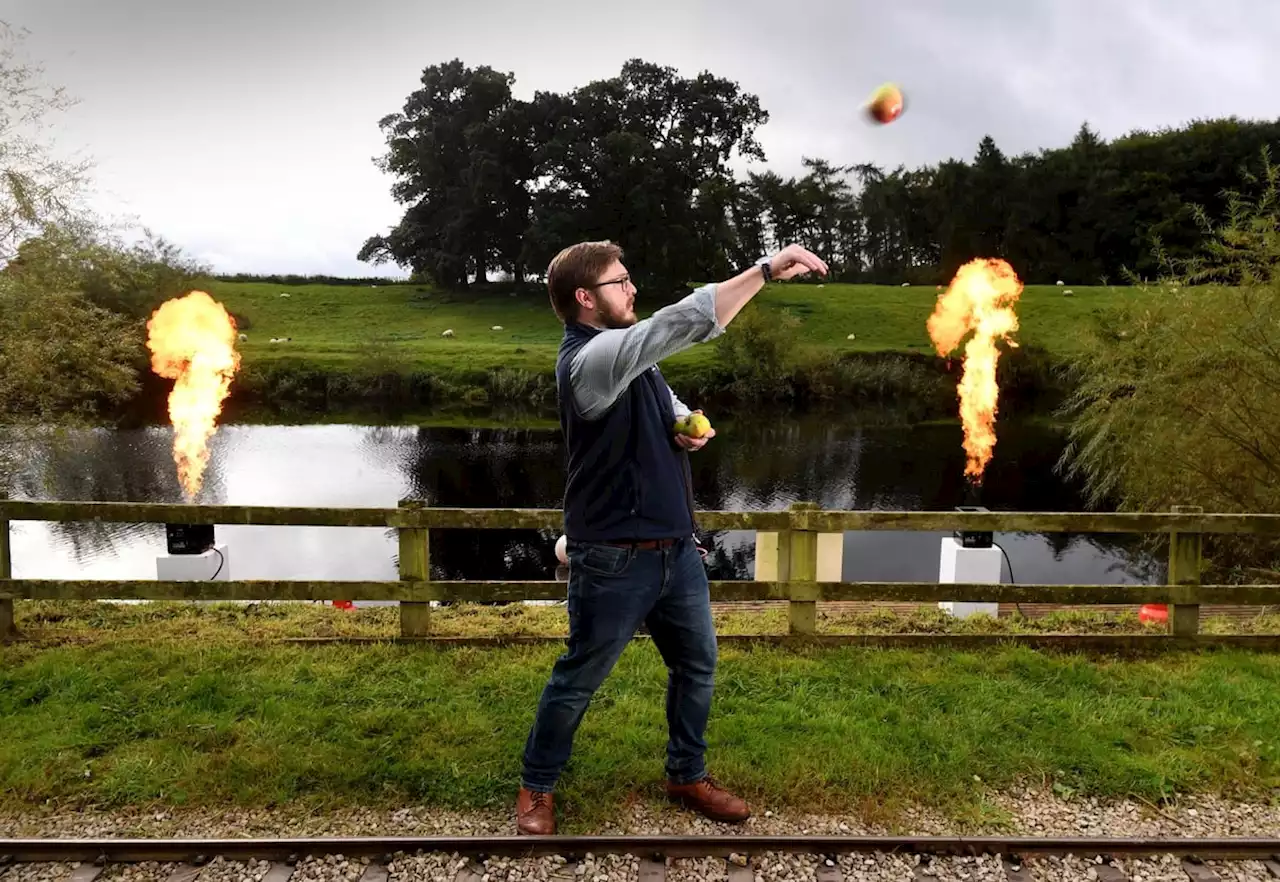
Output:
(770, 244), (829, 281)
(714, 244), (829, 327)
(675, 410), (715, 451)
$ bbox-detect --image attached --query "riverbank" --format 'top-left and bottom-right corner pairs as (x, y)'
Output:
(171, 279), (1136, 418)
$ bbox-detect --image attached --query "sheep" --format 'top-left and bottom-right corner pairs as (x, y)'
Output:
(442, 329), (455, 338)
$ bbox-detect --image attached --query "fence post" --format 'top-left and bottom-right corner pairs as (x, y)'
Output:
(786, 502), (819, 636)
(1169, 504), (1204, 637)
(0, 491), (12, 641)
(398, 498), (431, 638)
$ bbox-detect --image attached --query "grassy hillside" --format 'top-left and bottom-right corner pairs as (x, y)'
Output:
(207, 279), (1139, 373)
(193, 279), (1154, 416)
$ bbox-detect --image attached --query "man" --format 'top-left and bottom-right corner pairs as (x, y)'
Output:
(516, 241), (828, 835)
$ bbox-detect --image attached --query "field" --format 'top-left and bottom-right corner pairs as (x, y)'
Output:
(2, 602), (1278, 830)
(207, 279), (1143, 380)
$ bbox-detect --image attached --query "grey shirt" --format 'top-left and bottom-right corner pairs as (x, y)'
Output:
(568, 283), (725, 420)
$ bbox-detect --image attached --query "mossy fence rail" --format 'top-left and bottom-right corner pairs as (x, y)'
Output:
(2, 498), (1280, 650)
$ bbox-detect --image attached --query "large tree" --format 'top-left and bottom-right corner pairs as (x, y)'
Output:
(359, 60), (531, 287)
(521, 59), (769, 294)
(363, 58), (768, 295)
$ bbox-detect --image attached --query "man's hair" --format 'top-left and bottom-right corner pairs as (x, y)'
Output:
(546, 240), (622, 323)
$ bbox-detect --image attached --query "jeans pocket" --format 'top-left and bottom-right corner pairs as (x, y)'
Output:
(569, 542), (635, 576)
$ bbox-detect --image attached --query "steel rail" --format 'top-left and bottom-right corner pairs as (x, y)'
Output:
(4, 834), (1280, 863)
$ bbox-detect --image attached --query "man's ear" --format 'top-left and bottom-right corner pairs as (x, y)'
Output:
(574, 288), (594, 313)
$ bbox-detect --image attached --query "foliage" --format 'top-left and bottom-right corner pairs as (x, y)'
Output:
(360, 52), (1280, 291)
(213, 273), (404, 287)
(1058, 149), (1280, 576)
(7, 222), (209, 318)
(362, 58), (768, 295)
(0, 23), (213, 426)
(713, 301), (803, 399)
(0, 21), (92, 264)
(0, 221), (210, 423)
(0, 286), (140, 422)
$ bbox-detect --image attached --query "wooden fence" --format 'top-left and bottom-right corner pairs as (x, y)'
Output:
(2, 497), (1280, 649)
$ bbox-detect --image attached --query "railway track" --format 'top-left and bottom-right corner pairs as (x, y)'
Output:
(3, 835), (1280, 881)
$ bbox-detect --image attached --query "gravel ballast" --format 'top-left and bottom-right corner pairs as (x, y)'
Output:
(2, 792), (1278, 881)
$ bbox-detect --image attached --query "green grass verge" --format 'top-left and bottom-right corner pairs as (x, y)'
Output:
(3, 602), (1278, 829)
(14, 600), (1280, 643)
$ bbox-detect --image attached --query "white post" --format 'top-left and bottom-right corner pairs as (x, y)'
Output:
(938, 537), (1001, 619)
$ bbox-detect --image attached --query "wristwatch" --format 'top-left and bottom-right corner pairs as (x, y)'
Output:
(756, 255), (773, 282)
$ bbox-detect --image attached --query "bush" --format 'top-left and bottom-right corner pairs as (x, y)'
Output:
(7, 224), (210, 320)
(1058, 148), (1280, 579)
(713, 302), (803, 400)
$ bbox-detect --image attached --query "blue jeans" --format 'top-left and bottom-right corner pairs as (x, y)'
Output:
(521, 536), (717, 792)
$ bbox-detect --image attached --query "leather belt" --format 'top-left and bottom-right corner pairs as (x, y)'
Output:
(602, 538), (681, 550)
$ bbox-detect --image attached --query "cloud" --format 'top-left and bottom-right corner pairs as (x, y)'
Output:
(7, 0), (1277, 275)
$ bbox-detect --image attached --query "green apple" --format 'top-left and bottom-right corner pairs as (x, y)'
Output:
(674, 412), (712, 438)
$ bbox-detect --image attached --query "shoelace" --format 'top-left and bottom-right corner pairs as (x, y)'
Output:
(529, 791), (550, 809)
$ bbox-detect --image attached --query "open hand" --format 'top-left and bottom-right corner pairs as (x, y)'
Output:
(770, 244), (829, 281)
(675, 410), (715, 451)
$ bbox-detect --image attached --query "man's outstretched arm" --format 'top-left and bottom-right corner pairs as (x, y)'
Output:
(570, 245), (829, 420)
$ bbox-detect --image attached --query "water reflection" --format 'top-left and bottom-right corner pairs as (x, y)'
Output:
(0, 414), (1161, 586)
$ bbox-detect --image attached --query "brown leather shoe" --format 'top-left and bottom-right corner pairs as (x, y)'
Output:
(515, 787), (555, 835)
(666, 775), (750, 823)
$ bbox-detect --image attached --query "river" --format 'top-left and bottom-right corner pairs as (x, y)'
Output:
(0, 411), (1160, 590)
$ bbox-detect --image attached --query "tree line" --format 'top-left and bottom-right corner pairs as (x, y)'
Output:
(360, 57), (1280, 293)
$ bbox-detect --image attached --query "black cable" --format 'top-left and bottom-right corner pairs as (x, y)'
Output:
(209, 546), (225, 581)
(993, 540), (1020, 617)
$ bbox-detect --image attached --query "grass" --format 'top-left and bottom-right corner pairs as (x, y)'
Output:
(14, 600), (1280, 643)
(3, 602), (1279, 829)
(206, 279), (1144, 382)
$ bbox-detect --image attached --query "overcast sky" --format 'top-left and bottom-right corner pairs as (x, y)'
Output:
(7, 0), (1276, 277)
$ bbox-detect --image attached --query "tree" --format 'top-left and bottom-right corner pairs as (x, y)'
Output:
(0, 22), (92, 264)
(0, 22), (208, 428)
(359, 60), (528, 287)
(521, 59), (769, 295)
(364, 58), (769, 296)
(1057, 148), (1280, 579)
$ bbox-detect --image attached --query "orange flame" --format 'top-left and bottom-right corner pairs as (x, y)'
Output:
(926, 258), (1022, 483)
(146, 291), (240, 500)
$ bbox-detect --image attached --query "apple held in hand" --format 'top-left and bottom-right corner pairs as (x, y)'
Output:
(674, 412), (712, 439)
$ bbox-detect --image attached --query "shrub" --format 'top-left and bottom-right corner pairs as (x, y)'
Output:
(1058, 148), (1280, 579)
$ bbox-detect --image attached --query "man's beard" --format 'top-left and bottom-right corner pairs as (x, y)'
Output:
(598, 301), (636, 329)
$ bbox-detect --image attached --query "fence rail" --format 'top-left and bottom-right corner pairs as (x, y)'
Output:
(2, 497), (1278, 646)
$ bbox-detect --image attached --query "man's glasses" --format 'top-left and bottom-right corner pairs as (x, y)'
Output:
(589, 274), (631, 290)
